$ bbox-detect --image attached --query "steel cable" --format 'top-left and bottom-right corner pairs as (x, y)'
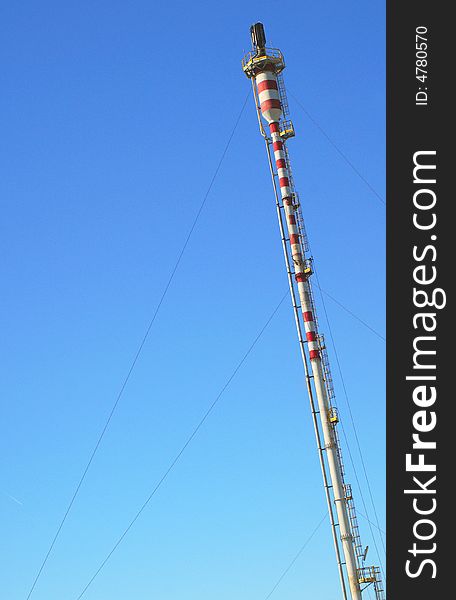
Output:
(313, 265), (387, 581)
(263, 512), (328, 600)
(289, 92), (385, 207)
(73, 291), (289, 599)
(25, 91), (250, 600)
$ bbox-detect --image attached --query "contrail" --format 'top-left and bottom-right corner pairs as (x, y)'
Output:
(4, 491), (23, 506)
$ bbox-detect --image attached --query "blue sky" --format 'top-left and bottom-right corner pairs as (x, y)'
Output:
(1, 1), (385, 599)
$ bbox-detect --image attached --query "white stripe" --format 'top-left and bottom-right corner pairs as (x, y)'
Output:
(288, 225), (299, 235)
(304, 324), (315, 333)
(256, 71), (277, 84)
(258, 89), (280, 105)
(279, 186), (292, 197)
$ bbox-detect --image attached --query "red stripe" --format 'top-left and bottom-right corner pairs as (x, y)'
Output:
(295, 273), (305, 283)
(279, 177), (289, 188)
(310, 349), (319, 360)
(306, 331), (316, 342)
(276, 158), (286, 169)
(304, 311), (313, 322)
(288, 215), (296, 225)
(290, 233), (300, 245)
(258, 79), (278, 93)
(269, 122), (280, 133)
(261, 99), (281, 112)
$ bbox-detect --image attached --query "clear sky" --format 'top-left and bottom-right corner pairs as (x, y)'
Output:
(1, 1), (385, 599)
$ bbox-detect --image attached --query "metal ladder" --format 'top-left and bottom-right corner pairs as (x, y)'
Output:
(344, 483), (364, 564)
(345, 484), (386, 600)
(274, 108), (385, 600)
(281, 143), (310, 256)
(358, 566), (385, 600)
(276, 72), (290, 117)
(294, 196), (310, 253)
(319, 334), (336, 402)
(318, 334), (347, 480)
